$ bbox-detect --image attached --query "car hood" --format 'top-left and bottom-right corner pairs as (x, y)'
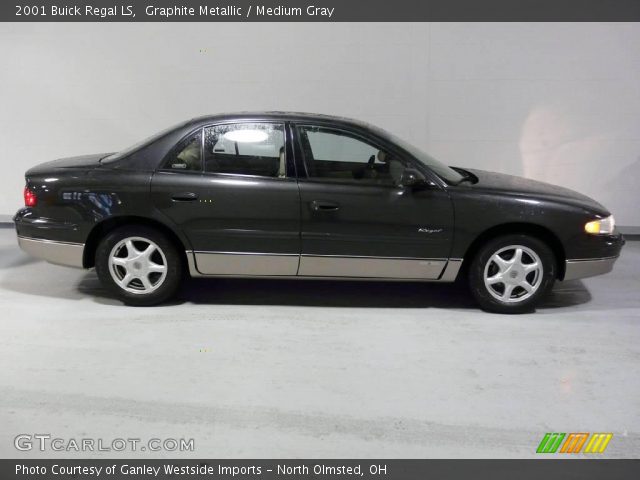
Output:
(462, 168), (609, 214)
(26, 153), (109, 175)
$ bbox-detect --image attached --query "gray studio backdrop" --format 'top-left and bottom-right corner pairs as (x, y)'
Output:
(1, 22), (639, 226)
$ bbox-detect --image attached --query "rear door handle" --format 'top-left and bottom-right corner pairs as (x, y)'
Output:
(171, 192), (199, 202)
(311, 200), (340, 212)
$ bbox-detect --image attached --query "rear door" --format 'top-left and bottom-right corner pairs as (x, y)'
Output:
(293, 123), (455, 279)
(151, 121), (301, 276)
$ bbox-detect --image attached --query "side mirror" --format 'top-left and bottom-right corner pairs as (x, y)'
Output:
(400, 168), (427, 188)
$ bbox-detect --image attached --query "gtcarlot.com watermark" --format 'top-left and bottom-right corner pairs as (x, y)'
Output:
(15, 434), (195, 452)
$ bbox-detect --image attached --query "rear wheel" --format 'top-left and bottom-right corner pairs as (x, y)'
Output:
(95, 226), (183, 306)
(468, 234), (556, 313)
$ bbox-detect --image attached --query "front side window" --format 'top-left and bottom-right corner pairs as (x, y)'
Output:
(161, 130), (202, 171)
(204, 123), (286, 178)
(298, 126), (406, 185)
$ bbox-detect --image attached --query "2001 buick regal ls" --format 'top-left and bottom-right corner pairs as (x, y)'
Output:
(14, 112), (624, 312)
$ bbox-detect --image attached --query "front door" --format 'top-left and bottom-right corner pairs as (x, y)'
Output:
(151, 122), (300, 276)
(293, 124), (454, 279)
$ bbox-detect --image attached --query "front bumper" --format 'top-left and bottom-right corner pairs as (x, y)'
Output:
(563, 230), (625, 281)
(564, 255), (619, 281)
(17, 235), (84, 268)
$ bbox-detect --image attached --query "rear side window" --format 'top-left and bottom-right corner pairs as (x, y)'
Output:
(204, 123), (285, 178)
(161, 130), (202, 171)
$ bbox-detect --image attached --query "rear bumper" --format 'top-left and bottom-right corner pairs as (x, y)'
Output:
(17, 235), (84, 268)
(563, 256), (618, 281)
(13, 207), (83, 243)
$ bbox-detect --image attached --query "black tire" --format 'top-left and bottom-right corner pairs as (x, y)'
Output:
(468, 234), (556, 314)
(95, 225), (183, 306)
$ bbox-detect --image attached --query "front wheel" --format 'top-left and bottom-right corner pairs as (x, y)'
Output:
(468, 234), (556, 314)
(95, 226), (183, 306)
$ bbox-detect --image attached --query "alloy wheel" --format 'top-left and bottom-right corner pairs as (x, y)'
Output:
(483, 244), (543, 303)
(108, 237), (168, 295)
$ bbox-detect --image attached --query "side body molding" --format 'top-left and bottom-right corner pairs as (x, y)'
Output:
(186, 250), (464, 282)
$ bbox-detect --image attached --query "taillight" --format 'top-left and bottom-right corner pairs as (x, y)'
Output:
(24, 186), (37, 207)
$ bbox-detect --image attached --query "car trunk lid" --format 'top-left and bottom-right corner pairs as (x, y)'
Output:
(26, 153), (110, 175)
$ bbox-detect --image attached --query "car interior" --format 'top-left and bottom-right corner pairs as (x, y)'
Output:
(298, 126), (406, 185)
(204, 125), (285, 178)
(166, 124), (408, 184)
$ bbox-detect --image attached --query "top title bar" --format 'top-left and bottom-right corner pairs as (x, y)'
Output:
(3, 0), (640, 22)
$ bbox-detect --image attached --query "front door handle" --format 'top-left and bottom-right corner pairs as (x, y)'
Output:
(311, 200), (340, 212)
(171, 192), (199, 202)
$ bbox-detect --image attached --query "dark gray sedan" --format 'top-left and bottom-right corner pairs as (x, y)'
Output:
(14, 112), (624, 312)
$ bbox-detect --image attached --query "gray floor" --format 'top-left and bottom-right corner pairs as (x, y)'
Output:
(0, 227), (638, 458)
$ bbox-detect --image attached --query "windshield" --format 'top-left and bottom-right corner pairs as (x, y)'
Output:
(371, 126), (464, 184)
(101, 120), (189, 163)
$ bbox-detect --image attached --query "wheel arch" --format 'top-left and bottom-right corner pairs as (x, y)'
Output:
(461, 222), (566, 279)
(83, 216), (189, 269)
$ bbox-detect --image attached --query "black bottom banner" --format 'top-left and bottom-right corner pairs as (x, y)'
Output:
(2, 459), (639, 480)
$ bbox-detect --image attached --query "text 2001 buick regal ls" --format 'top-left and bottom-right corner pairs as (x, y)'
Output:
(15, 112), (624, 313)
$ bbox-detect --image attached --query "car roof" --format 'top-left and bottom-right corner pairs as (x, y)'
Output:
(187, 111), (373, 129)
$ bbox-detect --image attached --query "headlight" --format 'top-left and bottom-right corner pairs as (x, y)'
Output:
(584, 215), (615, 235)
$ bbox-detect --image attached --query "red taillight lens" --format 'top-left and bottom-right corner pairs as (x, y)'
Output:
(24, 187), (37, 207)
